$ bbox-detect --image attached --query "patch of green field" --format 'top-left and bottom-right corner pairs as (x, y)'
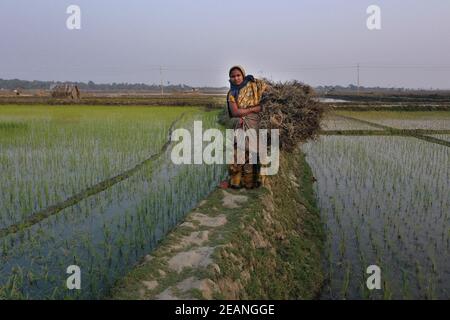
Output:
(320, 114), (383, 131)
(336, 111), (450, 130)
(0, 105), (226, 299)
(303, 135), (450, 299)
(337, 111), (450, 120)
(0, 105), (201, 226)
(427, 134), (450, 143)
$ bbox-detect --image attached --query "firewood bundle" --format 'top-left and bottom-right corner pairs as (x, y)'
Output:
(259, 80), (326, 152)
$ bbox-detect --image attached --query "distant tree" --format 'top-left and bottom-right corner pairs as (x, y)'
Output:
(88, 81), (95, 89)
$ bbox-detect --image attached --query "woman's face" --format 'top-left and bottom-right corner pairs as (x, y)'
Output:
(230, 69), (244, 86)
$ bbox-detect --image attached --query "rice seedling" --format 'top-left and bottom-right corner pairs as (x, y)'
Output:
(320, 114), (383, 131)
(0, 105), (226, 299)
(0, 105), (197, 226)
(337, 111), (450, 130)
(303, 126), (450, 299)
(427, 134), (450, 143)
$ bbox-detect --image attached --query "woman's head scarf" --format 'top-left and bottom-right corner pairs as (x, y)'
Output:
(228, 65), (255, 108)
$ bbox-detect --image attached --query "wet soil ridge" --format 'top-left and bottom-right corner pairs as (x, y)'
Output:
(110, 148), (325, 300)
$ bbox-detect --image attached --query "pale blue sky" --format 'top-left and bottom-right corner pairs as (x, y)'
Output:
(1, 0), (449, 88)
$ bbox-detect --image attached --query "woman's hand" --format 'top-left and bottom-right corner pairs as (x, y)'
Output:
(228, 102), (261, 118)
(251, 105), (262, 113)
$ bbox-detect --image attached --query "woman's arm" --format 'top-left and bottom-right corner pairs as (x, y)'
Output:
(228, 101), (261, 118)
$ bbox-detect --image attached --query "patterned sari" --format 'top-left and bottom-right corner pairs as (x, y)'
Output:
(226, 65), (268, 188)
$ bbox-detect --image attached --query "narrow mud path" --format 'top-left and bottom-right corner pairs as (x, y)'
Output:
(111, 149), (325, 300)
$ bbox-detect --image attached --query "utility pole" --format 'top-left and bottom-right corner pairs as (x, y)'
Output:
(357, 63), (360, 95)
(160, 66), (164, 96)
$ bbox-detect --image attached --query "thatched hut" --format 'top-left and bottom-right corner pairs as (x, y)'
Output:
(51, 84), (80, 100)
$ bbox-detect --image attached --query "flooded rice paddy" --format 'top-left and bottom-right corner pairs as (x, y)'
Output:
(0, 106), (226, 299)
(304, 111), (450, 299)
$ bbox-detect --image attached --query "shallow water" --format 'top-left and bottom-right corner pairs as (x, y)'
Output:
(0, 110), (226, 299)
(303, 136), (450, 299)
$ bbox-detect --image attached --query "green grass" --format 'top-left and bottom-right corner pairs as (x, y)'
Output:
(337, 110), (450, 120)
(303, 134), (449, 299)
(0, 105), (201, 223)
(0, 105), (227, 299)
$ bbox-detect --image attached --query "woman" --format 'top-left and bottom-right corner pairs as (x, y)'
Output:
(224, 65), (268, 189)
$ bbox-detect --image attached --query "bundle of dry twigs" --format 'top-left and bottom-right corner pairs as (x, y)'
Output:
(259, 80), (326, 152)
